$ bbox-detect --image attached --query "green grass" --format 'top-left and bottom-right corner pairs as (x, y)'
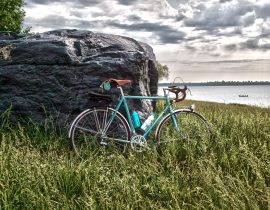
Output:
(0, 101), (269, 209)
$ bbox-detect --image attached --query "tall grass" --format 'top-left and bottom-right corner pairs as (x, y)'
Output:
(0, 101), (269, 209)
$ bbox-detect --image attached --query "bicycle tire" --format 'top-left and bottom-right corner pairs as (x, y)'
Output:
(69, 107), (131, 155)
(155, 109), (211, 144)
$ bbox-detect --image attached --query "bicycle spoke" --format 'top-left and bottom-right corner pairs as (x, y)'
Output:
(93, 108), (101, 132)
(70, 108), (131, 155)
(103, 110), (118, 134)
(101, 108), (108, 132)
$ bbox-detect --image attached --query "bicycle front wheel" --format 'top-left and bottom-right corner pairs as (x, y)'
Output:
(155, 110), (211, 144)
(69, 107), (131, 155)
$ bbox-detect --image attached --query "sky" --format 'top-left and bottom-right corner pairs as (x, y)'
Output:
(23, 0), (270, 82)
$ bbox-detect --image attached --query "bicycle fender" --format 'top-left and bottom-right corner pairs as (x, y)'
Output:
(68, 109), (92, 139)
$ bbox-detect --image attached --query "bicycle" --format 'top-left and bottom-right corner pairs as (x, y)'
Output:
(69, 78), (211, 154)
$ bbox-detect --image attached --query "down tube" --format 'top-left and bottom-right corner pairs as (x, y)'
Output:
(143, 105), (170, 137)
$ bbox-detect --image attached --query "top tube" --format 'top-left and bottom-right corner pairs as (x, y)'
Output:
(124, 95), (168, 100)
(117, 86), (170, 101)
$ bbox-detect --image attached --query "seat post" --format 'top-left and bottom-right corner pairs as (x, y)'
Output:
(118, 86), (125, 97)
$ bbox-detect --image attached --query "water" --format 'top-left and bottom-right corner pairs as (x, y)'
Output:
(158, 85), (270, 108)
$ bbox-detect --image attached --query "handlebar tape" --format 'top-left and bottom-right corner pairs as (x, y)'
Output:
(169, 85), (187, 104)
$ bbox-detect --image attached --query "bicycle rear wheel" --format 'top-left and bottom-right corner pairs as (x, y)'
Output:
(155, 109), (211, 144)
(69, 107), (131, 155)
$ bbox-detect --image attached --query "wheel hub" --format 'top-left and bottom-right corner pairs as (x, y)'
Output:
(95, 132), (107, 145)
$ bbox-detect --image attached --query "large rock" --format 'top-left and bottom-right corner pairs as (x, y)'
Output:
(0, 29), (158, 126)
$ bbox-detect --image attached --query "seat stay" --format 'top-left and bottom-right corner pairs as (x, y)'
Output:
(103, 98), (125, 134)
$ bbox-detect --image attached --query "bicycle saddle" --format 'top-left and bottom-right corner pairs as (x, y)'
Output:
(101, 78), (132, 88)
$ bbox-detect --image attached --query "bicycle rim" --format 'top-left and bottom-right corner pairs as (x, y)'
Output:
(155, 110), (211, 145)
(70, 107), (131, 155)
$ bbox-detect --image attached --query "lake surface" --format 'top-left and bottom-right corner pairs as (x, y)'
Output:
(158, 85), (270, 108)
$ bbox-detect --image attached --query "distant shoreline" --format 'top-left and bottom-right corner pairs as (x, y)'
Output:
(159, 81), (270, 86)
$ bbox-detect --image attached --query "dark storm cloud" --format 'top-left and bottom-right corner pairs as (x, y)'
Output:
(107, 21), (186, 43)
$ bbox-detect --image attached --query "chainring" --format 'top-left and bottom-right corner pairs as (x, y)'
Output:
(130, 135), (148, 152)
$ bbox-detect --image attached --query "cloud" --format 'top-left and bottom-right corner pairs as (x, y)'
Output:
(23, 0), (270, 61)
(25, 13), (186, 44)
(241, 39), (258, 49)
(25, 15), (97, 29)
(240, 38), (270, 51)
(224, 44), (237, 51)
(26, 0), (100, 6)
(259, 31), (270, 39)
(107, 20), (186, 44)
(116, 0), (139, 5)
(174, 13), (186, 21)
(69, 10), (84, 18)
(157, 30), (186, 44)
(255, 3), (270, 20)
(219, 0), (232, 3)
(183, 1), (255, 29)
(127, 15), (142, 22)
(223, 36), (270, 52)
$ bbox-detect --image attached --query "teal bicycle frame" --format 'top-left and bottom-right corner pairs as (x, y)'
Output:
(109, 87), (179, 140)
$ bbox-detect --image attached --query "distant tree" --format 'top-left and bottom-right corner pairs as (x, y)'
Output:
(0, 0), (29, 33)
(156, 61), (169, 80)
